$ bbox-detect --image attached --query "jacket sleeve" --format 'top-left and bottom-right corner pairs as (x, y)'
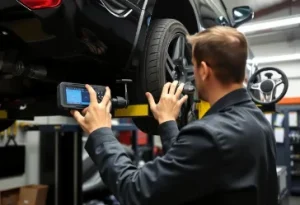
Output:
(85, 123), (221, 205)
(158, 120), (179, 153)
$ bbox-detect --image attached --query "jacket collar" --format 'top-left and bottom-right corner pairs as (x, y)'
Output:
(203, 88), (252, 117)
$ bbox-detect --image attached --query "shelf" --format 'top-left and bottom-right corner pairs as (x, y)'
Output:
(290, 154), (300, 160)
(21, 124), (138, 132)
(21, 124), (81, 132)
(275, 106), (300, 196)
(291, 171), (300, 176)
(112, 124), (138, 131)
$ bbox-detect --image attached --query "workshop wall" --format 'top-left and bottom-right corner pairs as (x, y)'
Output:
(0, 116), (77, 191)
(250, 39), (300, 98)
(237, 0), (300, 98)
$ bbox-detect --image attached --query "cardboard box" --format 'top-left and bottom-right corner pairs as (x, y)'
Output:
(18, 185), (48, 205)
(0, 188), (20, 205)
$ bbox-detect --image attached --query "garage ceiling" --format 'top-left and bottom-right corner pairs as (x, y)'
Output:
(223, 0), (300, 21)
(246, 24), (300, 45)
(222, 0), (300, 45)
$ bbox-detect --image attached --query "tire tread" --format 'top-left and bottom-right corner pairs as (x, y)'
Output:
(134, 19), (188, 134)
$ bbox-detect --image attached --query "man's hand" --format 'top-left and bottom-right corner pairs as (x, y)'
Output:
(146, 81), (188, 124)
(71, 84), (112, 134)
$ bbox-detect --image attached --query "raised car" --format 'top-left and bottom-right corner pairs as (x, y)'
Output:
(0, 0), (264, 134)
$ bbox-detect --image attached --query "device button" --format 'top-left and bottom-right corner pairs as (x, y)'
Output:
(97, 92), (103, 103)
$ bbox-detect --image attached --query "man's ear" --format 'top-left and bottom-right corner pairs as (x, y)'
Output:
(200, 61), (209, 81)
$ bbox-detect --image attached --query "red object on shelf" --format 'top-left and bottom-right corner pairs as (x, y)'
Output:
(137, 130), (147, 145)
(118, 131), (132, 145)
(118, 130), (148, 146)
(118, 118), (148, 146)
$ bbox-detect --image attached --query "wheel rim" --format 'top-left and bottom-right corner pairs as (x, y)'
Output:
(165, 33), (196, 127)
(166, 33), (194, 84)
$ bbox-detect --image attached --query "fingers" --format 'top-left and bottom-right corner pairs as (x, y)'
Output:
(146, 92), (155, 109)
(82, 107), (88, 115)
(106, 101), (112, 113)
(71, 110), (84, 124)
(86, 84), (98, 104)
(161, 82), (171, 95)
(101, 87), (111, 106)
(169, 81), (179, 95)
(175, 83), (184, 98)
(178, 95), (188, 106)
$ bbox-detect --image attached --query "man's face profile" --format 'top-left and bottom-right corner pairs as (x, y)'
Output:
(193, 58), (207, 101)
(187, 26), (248, 101)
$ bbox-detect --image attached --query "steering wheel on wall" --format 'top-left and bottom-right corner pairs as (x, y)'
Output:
(247, 67), (289, 105)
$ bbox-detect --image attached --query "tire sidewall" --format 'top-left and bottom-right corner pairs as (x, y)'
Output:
(139, 20), (189, 102)
(134, 19), (189, 134)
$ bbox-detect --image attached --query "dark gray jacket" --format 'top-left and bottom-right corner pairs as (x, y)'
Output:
(85, 88), (278, 205)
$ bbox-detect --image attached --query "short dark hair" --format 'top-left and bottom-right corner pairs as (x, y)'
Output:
(187, 26), (248, 84)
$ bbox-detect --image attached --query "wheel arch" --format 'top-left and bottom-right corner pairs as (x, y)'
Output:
(151, 0), (200, 34)
(128, 0), (200, 74)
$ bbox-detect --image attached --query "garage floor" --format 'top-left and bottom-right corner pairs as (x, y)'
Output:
(289, 196), (300, 205)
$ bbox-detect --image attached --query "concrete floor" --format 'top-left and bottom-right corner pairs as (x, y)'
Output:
(289, 196), (300, 205)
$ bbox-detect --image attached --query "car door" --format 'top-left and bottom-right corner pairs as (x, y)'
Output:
(190, 0), (231, 30)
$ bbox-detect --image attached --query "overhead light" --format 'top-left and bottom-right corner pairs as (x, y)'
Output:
(251, 53), (300, 64)
(238, 15), (300, 34)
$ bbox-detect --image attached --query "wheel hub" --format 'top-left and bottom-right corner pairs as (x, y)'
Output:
(174, 64), (184, 81)
(165, 34), (197, 127)
(173, 58), (192, 83)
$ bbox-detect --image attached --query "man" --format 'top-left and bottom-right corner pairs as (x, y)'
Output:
(72, 26), (278, 205)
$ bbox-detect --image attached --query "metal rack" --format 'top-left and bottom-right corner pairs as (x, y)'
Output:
(22, 125), (83, 205)
(277, 105), (300, 196)
(21, 121), (153, 205)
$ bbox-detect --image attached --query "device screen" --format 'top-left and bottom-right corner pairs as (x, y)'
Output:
(65, 87), (90, 105)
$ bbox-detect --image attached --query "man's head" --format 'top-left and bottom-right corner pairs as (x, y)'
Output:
(187, 26), (248, 102)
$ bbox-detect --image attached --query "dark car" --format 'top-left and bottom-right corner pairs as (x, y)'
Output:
(0, 0), (254, 133)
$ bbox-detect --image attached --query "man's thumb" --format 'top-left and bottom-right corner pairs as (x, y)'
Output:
(145, 92), (155, 108)
(71, 110), (84, 124)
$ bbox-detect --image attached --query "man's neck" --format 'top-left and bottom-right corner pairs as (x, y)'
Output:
(207, 83), (244, 106)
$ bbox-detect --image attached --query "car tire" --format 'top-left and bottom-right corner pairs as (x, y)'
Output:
(0, 120), (15, 132)
(133, 19), (192, 135)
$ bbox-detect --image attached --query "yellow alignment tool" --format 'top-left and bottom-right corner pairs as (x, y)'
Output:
(113, 104), (149, 117)
(113, 102), (210, 119)
(0, 102), (271, 130)
(0, 110), (8, 119)
(112, 101), (273, 119)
